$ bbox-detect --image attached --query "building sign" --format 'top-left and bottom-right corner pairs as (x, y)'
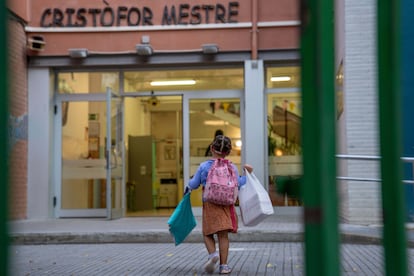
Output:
(40, 2), (240, 28)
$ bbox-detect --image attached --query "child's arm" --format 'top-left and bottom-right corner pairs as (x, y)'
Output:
(236, 164), (254, 188)
(187, 166), (203, 191)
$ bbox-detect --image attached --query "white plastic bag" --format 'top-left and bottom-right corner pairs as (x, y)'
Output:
(239, 170), (274, 226)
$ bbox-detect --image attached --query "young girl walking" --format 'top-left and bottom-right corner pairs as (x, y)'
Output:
(186, 135), (253, 274)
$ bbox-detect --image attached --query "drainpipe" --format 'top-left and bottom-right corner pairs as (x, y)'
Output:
(251, 0), (258, 60)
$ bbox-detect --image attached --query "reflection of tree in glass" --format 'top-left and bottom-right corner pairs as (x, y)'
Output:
(267, 116), (277, 156)
(267, 108), (302, 157)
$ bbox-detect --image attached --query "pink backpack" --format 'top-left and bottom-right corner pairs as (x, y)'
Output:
(203, 158), (239, 205)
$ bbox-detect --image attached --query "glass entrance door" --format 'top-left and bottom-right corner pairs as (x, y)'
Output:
(57, 88), (124, 218)
(183, 90), (243, 207)
(124, 95), (183, 216)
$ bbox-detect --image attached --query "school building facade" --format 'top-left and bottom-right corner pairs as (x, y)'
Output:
(7, 0), (412, 224)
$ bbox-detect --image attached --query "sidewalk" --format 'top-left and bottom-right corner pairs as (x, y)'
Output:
(9, 209), (414, 246)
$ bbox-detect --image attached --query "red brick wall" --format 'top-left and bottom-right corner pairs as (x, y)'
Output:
(26, 0), (300, 56)
(8, 16), (28, 220)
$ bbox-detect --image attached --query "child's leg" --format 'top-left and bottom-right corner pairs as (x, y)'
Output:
(203, 234), (216, 254)
(217, 230), (229, 265)
(204, 234), (219, 273)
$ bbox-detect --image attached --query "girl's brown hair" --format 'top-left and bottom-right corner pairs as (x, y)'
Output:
(210, 135), (232, 156)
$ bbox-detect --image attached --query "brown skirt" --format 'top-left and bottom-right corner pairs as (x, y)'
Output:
(202, 201), (238, 236)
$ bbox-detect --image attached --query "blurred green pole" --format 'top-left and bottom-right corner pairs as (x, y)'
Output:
(0, 0), (9, 275)
(300, 0), (339, 275)
(377, 0), (408, 275)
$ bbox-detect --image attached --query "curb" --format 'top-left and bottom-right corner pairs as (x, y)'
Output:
(10, 230), (399, 246)
(9, 231), (303, 245)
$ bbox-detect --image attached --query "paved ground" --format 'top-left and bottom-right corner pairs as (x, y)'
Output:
(9, 242), (414, 275)
(7, 209), (414, 275)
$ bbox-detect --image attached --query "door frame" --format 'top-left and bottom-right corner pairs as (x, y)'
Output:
(54, 89), (243, 217)
(54, 91), (125, 218)
(106, 87), (124, 219)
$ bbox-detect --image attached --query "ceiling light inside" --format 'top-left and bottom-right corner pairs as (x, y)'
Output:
(235, 140), (242, 148)
(150, 80), (196, 86)
(203, 120), (229, 126)
(271, 76), (291, 82)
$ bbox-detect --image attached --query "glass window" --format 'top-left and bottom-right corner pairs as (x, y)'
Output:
(267, 93), (302, 156)
(61, 101), (107, 209)
(266, 66), (303, 207)
(266, 66), (300, 89)
(189, 98), (241, 207)
(124, 68), (244, 92)
(124, 96), (183, 214)
(58, 72), (119, 94)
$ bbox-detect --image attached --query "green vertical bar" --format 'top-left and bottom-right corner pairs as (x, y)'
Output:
(0, 0), (9, 275)
(300, 0), (339, 275)
(377, 0), (408, 275)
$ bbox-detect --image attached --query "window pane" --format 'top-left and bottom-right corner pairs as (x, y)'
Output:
(189, 98), (241, 207)
(124, 68), (244, 92)
(268, 93), (302, 156)
(58, 72), (119, 94)
(267, 91), (303, 207)
(124, 96), (183, 214)
(61, 101), (107, 209)
(266, 66), (300, 89)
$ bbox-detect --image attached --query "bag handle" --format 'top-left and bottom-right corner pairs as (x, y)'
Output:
(244, 168), (258, 183)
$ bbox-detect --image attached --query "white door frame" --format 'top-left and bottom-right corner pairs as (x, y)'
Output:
(106, 87), (124, 219)
(54, 92), (125, 218)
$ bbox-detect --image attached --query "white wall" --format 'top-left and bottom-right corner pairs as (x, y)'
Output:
(244, 60), (266, 185)
(28, 68), (53, 219)
(343, 0), (382, 223)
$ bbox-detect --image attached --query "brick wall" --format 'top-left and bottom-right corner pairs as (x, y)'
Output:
(342, 0), (382, 224)
(8, 16), (28, 220)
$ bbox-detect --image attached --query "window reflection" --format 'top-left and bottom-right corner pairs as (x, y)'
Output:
(58, 72), (119, 94)
(268, 94), (301, 156)
(267, 66), (303, 207)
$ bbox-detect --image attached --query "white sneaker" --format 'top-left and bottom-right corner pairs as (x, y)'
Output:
(204, 255), (219, 274)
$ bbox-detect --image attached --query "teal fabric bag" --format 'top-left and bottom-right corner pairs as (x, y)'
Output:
(167, 193), (197, 246)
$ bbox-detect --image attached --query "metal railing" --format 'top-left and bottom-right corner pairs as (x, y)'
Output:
(336, 154), (414, 184)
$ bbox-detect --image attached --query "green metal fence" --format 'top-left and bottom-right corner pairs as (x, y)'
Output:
(1, 0), (9, 275)
(300, 0), (339, 274)
(377, 0), (408, 274)
(300, 0), (408, 275)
